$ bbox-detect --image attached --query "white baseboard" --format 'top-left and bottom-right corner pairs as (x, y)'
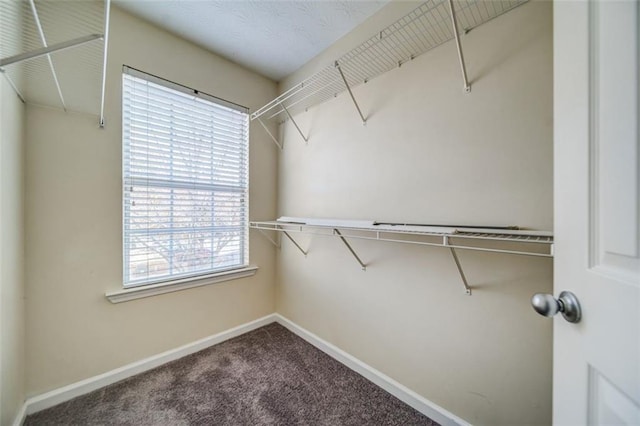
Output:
(21, 312), (468, 426)
(273, 314), (471, 426)
(23, 314), (277, 417)
(11, 402), (27, 426)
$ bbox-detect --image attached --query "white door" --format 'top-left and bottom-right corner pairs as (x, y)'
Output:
(553, 0), (640, 424)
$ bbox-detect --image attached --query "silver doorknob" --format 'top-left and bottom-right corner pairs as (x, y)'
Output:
(531, 291), (582, 323)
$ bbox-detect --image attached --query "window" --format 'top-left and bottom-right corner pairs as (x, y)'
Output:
(122, 66), (249, 287)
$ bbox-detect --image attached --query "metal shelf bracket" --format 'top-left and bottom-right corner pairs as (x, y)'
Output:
(0, 34), (103, 68)
(335, 61), (367, 125)
(283, 231), (308, 256)
(447, 0), (471, 94)
(256, 117), (283, 150)
(256, 228), (281, 249)
(444, 235), (471, 294)
(254, 226), (306, 255)
(443, 235), (471, 294)
(334, 229), (367, 271)
(280, 102), (308, 144)
(99, 0), (111, 128)
(0, 69), (26, 103)
(29, 0), (67, 111)
(450, 247), (471, 295)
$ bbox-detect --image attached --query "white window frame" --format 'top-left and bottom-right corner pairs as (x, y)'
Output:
(121, 66), (250, 289)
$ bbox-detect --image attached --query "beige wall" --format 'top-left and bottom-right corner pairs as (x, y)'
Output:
(276, 1), (553, 425)
(1, 76), (26, 424)
(19, 2), (552, 424)
(24, 7), (278, 396)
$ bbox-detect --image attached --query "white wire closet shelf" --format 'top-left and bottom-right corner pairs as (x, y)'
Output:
(251, 0), (528, 145)
(251, 217), (553, 295)
(0, 0), (111, 126)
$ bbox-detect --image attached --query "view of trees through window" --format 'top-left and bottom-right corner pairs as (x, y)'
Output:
(123, 69), (248, 286)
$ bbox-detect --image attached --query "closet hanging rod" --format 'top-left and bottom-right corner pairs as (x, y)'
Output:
(0, 34), (104, 68)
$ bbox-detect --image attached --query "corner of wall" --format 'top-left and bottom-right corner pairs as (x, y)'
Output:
(273, 2), (553, 425)
(1, 75), (27, 426)
(22, 6), (280, 397)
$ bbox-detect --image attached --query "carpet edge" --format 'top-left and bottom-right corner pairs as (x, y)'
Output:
(273, 314), (471, 426)
(21, 313), (471, 426)
(22, 314), (278, 418)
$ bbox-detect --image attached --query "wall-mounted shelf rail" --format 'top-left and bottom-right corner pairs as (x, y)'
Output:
(250, 0), (528, 147)
(251, 217), (553, 295)
(0, 0), (111, 126)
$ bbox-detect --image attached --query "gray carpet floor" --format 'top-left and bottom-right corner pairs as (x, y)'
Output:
(25, 323), (438, 425)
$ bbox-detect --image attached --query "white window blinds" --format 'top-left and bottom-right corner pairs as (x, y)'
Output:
(122, 67), (249, 287)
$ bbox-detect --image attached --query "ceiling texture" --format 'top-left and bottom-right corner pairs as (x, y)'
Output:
(113, 0), (390, 81)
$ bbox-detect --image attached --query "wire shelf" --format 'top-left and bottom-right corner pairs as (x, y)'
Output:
(453, 232), (554, 244)
(251, 217), (552, 295)
(250, 219), (553, 258)
(251, 0), (528, 123)
(0, 0), (108, 118)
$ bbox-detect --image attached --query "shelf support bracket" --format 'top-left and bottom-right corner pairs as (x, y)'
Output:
(335, 61), (367, 125)
(256, 117), (283, 150)
(334, 229), (366, 271)
(99, 0), (111, 128)
(0, 34), (104, 68)
(447, 0), (471, 93)
(280, 102), (308, 144)
(29, 0), (67, 111)
(449, 247), (472, 295)
(282, 231), (308, 256)
(0, 69), (26, 103)
(255, 228), (281, 249)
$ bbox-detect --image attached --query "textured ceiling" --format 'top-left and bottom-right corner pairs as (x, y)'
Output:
(113, 0), (390, 81)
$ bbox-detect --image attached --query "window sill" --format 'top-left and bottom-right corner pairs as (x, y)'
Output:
(105, 266), (258, 304)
